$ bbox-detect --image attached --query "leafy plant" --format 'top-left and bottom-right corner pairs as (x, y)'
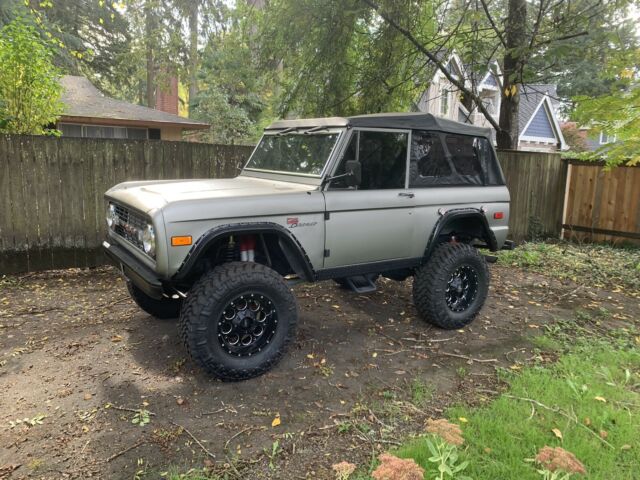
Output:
(264, 440), (281, 470)
(132, 409), (151, 427)
(424, 435), (471, 480)
(0, 16), (62, 135)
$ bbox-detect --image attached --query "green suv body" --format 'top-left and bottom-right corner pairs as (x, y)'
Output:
(104, 112), (510, 380)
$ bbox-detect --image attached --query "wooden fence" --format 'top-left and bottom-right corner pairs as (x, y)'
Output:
(497, 150), (568, 242)
(562, 161), (640, 245)
(0, 135), (253, 274)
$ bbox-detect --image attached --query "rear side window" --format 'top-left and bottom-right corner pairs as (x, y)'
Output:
(445, 135), (483, 177)
(409, 131), (453, 187)
(409, 131), (504, 187)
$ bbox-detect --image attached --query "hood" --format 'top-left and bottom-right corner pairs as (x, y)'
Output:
(105, 176), (318, 214)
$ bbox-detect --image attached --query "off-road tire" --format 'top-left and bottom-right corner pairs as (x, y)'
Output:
(127, 282), (182, 319)
(413, 243), (489, 330)
(179, 262), (297, 381)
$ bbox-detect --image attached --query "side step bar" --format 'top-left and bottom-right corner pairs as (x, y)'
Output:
(344, 275), (378, 294)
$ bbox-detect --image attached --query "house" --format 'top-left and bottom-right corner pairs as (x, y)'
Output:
(57, 76), (209, 141)
(561, 121), (617, 152)
(416, 54), (567, 151)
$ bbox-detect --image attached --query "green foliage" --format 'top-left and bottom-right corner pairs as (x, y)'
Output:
(0, 16), (62, 134)
(392, 320), (640, 480)
(191, 12), (268, 144)
(256, 0), (432, 117)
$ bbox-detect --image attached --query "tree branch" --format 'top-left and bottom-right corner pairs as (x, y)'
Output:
(479, 0), (507, 48)
(360, 0), (503, 133)
(533, 30), (589, 48)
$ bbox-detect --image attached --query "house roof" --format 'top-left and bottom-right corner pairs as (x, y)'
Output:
(518, 84), (559, 134)
(59, 76), (209, 130)
(265, 112), (493, 138)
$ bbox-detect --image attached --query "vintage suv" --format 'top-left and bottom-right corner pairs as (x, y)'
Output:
(104, 113), (510, 380)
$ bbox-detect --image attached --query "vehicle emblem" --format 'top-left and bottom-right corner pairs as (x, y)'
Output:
(287, 217), (299, 226)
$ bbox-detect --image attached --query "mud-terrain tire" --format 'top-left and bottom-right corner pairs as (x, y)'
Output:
(413, 243), (489, 330)
(127, 282), (182, 319)
(179, 262), (297, 381)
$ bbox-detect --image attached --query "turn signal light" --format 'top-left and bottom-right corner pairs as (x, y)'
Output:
(171, 236), (192, 246)
(493, 212), (504, 220)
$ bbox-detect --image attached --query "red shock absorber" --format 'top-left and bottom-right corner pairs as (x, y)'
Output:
(239, 235), (256, 262)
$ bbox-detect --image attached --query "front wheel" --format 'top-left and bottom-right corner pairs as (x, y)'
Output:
(127, 281), (182, 319)
(179, 262), (298, 381)
(413, 243), (489, 330)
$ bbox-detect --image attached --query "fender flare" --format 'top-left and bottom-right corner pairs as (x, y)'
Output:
(423, 208), (498, 260)
(172, 222), (315, 282)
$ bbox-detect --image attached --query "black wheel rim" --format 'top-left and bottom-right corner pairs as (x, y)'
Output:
(445, 265), (479, 312)
(217, 293), (278, 357)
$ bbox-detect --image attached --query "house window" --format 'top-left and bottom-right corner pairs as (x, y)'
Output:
(440, 87), (449, 116)
(58, 123), (150, 139)
(599, 132), (616, 144)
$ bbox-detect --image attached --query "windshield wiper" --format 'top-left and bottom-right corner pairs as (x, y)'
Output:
(276, 127), (299, 136)
(304, 126), (329, 134)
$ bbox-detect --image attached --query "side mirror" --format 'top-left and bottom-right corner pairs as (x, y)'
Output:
(345, 160), (361, 187)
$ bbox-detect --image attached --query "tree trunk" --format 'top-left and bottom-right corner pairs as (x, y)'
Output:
(188, 2), (199, 110)
(497, 0), (527, 150)
(145, 1), (156, 108)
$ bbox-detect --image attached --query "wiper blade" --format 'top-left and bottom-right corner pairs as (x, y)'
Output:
(304, 126), (329, 134)
(276, 127), (298, 136)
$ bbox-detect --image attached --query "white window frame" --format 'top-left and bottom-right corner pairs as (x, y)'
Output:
(440, 87), (450, 116)
(599, 132), (616, 144)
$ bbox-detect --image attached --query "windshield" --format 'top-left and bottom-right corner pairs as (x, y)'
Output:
(245, 132), (339, 176)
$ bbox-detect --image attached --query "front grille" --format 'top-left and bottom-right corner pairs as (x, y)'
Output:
(112, 203), (147, 251)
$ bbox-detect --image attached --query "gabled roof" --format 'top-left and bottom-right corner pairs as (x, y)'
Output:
(518, 85), (567, 149)
(265, 112), (493, 138)
(59, 76), (209, 130)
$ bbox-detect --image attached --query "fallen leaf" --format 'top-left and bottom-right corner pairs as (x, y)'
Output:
(306, 354), (314, 359)
(459, 417), (468, 423)
(552, 428), (563, 440)
(110, 335), (123, 343)
(176, 398), (185, 406)
(583, 417), (591, 426)
(271, 416), (281, 427)
(594, 396), (607, 403)
(621, 444), (632, 450)
(599, 430), (608, 439)
(372, 352), (378, 358)
(484, 447), (492, 454)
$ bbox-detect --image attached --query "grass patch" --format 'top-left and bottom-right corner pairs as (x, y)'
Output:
(390, 323), (640, 480)
(498, 241), (640, 296)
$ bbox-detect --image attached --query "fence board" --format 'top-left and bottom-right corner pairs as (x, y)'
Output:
(0, 135), (253, 274)
(562, 162), (640, 245)
(496, 150), (568, 242)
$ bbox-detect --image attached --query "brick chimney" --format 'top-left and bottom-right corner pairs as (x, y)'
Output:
(155, 76), (179, 115)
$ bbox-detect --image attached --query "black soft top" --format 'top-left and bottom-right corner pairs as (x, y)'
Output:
(265, 112), (492, 138)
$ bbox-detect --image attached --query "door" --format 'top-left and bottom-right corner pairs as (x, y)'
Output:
(323, 129), (415, 268)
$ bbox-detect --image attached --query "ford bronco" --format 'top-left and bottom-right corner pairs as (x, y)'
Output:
(103, 113), (511, 380)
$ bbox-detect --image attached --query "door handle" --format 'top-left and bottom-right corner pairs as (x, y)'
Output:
(398, 192), (415, 198)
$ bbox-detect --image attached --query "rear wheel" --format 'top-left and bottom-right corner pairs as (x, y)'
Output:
(413, 243), (489, 330)
(179, 262), (297, 381)
(126, 281), (182, 319)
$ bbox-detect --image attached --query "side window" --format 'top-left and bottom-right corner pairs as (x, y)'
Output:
(331, 130), (408, 190)
(444, 135), (483, 177)
(475, 137), (505, 185)
(409, 130), (452, 187)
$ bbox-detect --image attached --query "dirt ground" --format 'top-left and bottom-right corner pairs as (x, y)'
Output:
(0, 264), (638, 479)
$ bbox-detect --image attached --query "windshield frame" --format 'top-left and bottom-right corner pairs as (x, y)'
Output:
(241, 128), (346, 179)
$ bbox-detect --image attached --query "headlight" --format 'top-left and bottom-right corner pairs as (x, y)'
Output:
(142, 224), (155, 257)
(106, 203), (117, 229)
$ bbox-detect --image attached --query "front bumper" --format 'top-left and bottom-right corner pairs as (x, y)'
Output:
(103, 240), (164, 299)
